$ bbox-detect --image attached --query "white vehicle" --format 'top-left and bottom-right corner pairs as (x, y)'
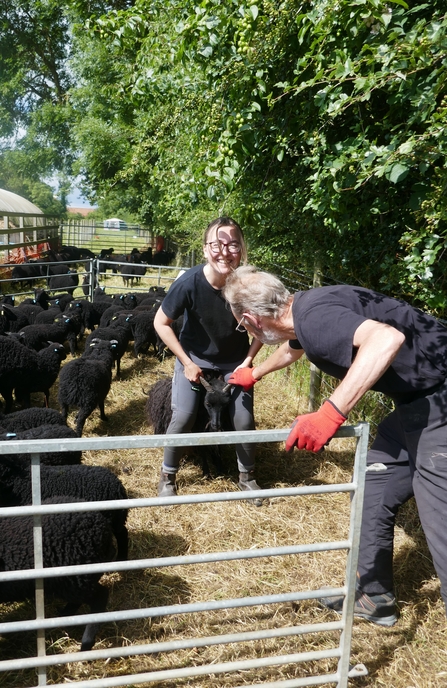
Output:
(103, 218), (127, 230)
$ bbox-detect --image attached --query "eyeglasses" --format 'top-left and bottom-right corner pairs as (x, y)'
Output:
(235, 316), (247, 332)
(206, 240), (242, 254)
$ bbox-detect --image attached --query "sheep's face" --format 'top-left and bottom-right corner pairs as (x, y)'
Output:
(202, 378), (232, 432)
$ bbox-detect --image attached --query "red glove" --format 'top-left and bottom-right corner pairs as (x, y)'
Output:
(285, 400), (347, 453)
(228, 367), (258, 391)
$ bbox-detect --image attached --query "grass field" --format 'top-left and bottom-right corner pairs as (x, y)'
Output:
(0, 273), (445, 688)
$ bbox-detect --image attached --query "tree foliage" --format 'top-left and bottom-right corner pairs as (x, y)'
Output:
(2, 1), (447, 313)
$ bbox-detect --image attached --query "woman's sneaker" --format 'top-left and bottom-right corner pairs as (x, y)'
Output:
(320, 589), (398, 627)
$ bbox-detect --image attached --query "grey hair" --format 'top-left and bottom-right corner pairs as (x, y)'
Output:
(222, 265), (291, 320)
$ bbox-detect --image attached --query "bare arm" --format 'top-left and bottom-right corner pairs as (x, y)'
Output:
(153, 307), (202, 382)
(329, 319), (406, 416)
(236, 337), (264, 370)
(251, 341), (304, 381)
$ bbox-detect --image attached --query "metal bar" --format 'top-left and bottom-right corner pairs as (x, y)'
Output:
(0, 426), (361, 454)
(30, 454), (47, 686)
(0, 620), (345, 670)
(337, 422), (369, 686)
(0, 482), (356, 519)
(0, 587), (347, 635)
(0, 541), (351, 582)
(26, 649), (344, 688)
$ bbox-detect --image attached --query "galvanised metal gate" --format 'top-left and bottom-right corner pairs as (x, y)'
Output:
(0, 424), (369, 687)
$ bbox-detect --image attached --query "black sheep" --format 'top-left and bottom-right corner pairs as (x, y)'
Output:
(11, 262), (42, 289)
(118, 293), (139, 310)
(0, 337), (66, 412)
(48, 293), (74, 311)
(21, 288), (51, 311)
(0, 495), (116, 651)
(120, 262), (147, 287)
(17, 316), (77, 354)
(48, 270), (79, 296)
(99, 304), (125, 328)
(130, 310), (158, 357)
(0, 304), (30, 334)
(145, 372), (233, 476)
(58, 338), (118, 436)
(16, 301), (44, 324)
(65, 299), (100, 334)
(34, 306), (65, 325)
(0, 457), (128, 560)
(0, 424), (82, 465)
(85, 323), (130, 379)
(0, 407), (67, 431)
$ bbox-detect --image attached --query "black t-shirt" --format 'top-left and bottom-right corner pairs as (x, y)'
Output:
(290, 285), (447, 402)
(160, 264), (250, 368)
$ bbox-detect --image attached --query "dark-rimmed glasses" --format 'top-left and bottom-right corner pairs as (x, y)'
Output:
(206, 240), (241, 254)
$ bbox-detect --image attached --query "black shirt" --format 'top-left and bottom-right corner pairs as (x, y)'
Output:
(289, 285), (447, 402)
(160, 264), (250, 368)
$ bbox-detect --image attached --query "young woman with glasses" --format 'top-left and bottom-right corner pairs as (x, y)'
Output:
(153, 216), (264, 502)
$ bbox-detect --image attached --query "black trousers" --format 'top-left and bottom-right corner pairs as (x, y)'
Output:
(358, 379), (447, 612)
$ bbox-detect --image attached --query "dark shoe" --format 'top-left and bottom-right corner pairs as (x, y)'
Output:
(238, 471), (265, 507)
(320, 589), (398, 627)
(158, 471), (177, 498)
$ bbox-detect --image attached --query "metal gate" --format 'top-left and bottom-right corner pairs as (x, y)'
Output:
(0, 424), (369, 687)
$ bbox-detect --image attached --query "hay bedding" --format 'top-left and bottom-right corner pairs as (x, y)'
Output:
(0, 302), (444, 687)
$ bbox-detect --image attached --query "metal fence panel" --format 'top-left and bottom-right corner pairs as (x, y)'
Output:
(0, 425), (368, 687)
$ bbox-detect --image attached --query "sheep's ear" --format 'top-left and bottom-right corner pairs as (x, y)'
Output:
(199, 376), (213, 392)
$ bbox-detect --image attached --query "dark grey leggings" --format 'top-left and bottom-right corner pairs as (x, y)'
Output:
(359, 382), (447, 615)
(162, 359), (256, 474)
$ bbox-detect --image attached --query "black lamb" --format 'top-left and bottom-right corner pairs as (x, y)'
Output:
(0, 424), (82, 465)
(58, 338), (118, 436)
(0, 337), (66, 412)
(145, 372), (233, 476)
(0, 495), (117, 651)
(0, 457), (129, 560)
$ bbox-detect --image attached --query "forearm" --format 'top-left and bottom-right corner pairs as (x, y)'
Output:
(156, 325), (191, 367)
(252, 342), (304, 381)
(240, 337), (263, 368)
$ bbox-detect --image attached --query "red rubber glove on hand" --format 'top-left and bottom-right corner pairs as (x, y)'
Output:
(285, 400), (347, 453)
(228, 367), (258, 392)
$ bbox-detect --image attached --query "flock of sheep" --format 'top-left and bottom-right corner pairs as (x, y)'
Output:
(0, 253), (234, 653)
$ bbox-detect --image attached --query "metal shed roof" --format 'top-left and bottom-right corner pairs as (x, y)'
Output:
(0, 189), (43, 215)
